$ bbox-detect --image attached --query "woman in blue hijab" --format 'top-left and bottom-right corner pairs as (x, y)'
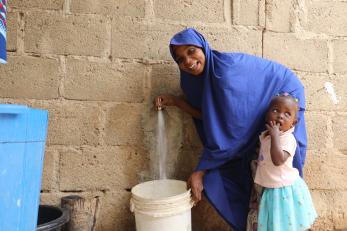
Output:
(154, 28), (307, 231)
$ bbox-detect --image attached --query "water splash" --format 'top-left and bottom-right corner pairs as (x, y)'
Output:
(157, 110), (167, 179)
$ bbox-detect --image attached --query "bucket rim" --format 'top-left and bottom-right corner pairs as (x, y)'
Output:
(37, 205), (70, 231)
(131, 179), (189, 201)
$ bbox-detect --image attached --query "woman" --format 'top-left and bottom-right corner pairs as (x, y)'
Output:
(154, 28), (307, 231)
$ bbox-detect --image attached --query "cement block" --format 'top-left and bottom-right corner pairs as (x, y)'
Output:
(332, 40), (347, 74)
(24, 11), (109, 57)
(153, 0), (224, 23)
(47, 102), (101, 146)
(332, 114), (347, 150)
(70, 0), (145, 17)
(192, 197), (231, 231)
(263, 32), (328, 72)
(93, 190), (135, 231)
(309, 190), (334, 230)
(331, 191), (347, 229)
(59, 146), (147, 191)
(64, 59), (145, 102)
(305, 112), (329, 150)
(7, 12), (18, 52)
(305, 150), (347, 190)
(182, 114), (203, 149)
(150, 63), (181, 99)
(303, 150), (329, 190)
(0, 56), (60, 99)
(310, 190), (330, 217)
(40, 193), (66, 206)
(104, 104), (145, 146)
(112, 17), (185, 60)
(305, 1), (347, 36)
(41, 148), (57, 191)
(233, 0), (265, 26)
(146, 23), (187, 61)
(265, 0), (295, 32)
(8, 0), (64, 10)
(196, 26), (263, 56)
(112, 16), (148, 59)
(300, 73), (347, 111)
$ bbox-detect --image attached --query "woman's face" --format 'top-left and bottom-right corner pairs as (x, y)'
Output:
(173, 45), (205, 76)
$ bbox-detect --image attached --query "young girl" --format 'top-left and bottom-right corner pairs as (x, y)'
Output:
(255, 93), (317, 231)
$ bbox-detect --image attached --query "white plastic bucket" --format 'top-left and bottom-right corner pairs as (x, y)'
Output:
(130, 179), (193, 231)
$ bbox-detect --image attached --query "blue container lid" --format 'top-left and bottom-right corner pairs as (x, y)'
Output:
(0, 104), (28, 114)
(0, 104), (48, 143)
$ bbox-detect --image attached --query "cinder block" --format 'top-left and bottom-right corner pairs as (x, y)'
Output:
(8, 0), (64, 10)
(192, 197), (231, 231)
(64, 58), (145, 102)
(299, 73), (347, 111)
(332, 40), (347, 74)
(265, 0), (294, 32)
(309, 190), (334, 230)
(41, 148), (57, 192)
(150, 63), (181, 98)
(59, 146), (147, 191)
(332, 114), (347, 150)
(40, 193), (65, 206)
(196, 26), (263, 56)
(305, 150), (347, 190)
(153, 0), (224, 23)
(146, 23), (187, 60)
(305, 1), (347, 36)
(24, 11), (109, 57)
(304, 150), (329, 190)
(112, 18), (185, 60)
(47, 102), (101, 146)
(93, 190), (135, 231)
(310, 190), (330, 217)
(263, 32), (328, 72)
(182, 113), (203, 150)
(70, 0), (145, 17)
(233, 0), (265, 26)
(112, 16), (148, 59)
(104, 104), (145, 146)
(7, 12), (18, 52)
(0, 56), (60, 99)
(330, 191), (347, 229)
(305, 112), (329, 150)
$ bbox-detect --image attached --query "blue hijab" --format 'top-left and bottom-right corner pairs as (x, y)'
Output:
(0, 0), (6, 64)
(170, 28), (307, 231)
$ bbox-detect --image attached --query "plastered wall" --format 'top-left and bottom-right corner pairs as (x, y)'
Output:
(0, 0), (346, 230)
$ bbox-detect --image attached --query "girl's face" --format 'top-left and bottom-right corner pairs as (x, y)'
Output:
(173, 45), (205, 76)
(266, 97), (298, 132)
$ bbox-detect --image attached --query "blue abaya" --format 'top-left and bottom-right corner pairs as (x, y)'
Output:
(170, 28), (307, 231)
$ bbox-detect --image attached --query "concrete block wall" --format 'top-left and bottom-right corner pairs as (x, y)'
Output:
(1, 0), (346, 230)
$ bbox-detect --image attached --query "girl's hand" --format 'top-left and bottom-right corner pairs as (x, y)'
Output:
(187, 170), (205, 204)
(265, 121), (281, 137)
(153, 94), (178, 110)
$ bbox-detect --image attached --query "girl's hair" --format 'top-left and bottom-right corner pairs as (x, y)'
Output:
(271, 92), (300, 113)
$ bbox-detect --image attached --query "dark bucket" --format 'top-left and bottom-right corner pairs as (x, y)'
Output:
(37, 205), (69, 231)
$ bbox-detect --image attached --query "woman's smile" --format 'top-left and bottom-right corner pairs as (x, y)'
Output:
(173, 45), (205, 76)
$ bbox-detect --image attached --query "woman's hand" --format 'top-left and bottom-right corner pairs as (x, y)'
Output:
(153, 94), (179, 110)
(187, 170), (205, 204)
(153, 94), (202, 119)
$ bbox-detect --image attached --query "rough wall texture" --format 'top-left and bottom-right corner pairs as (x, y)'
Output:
(1, 0), (346, 230)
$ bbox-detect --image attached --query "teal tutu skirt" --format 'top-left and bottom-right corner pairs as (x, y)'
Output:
(258, 177), (317, 231)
